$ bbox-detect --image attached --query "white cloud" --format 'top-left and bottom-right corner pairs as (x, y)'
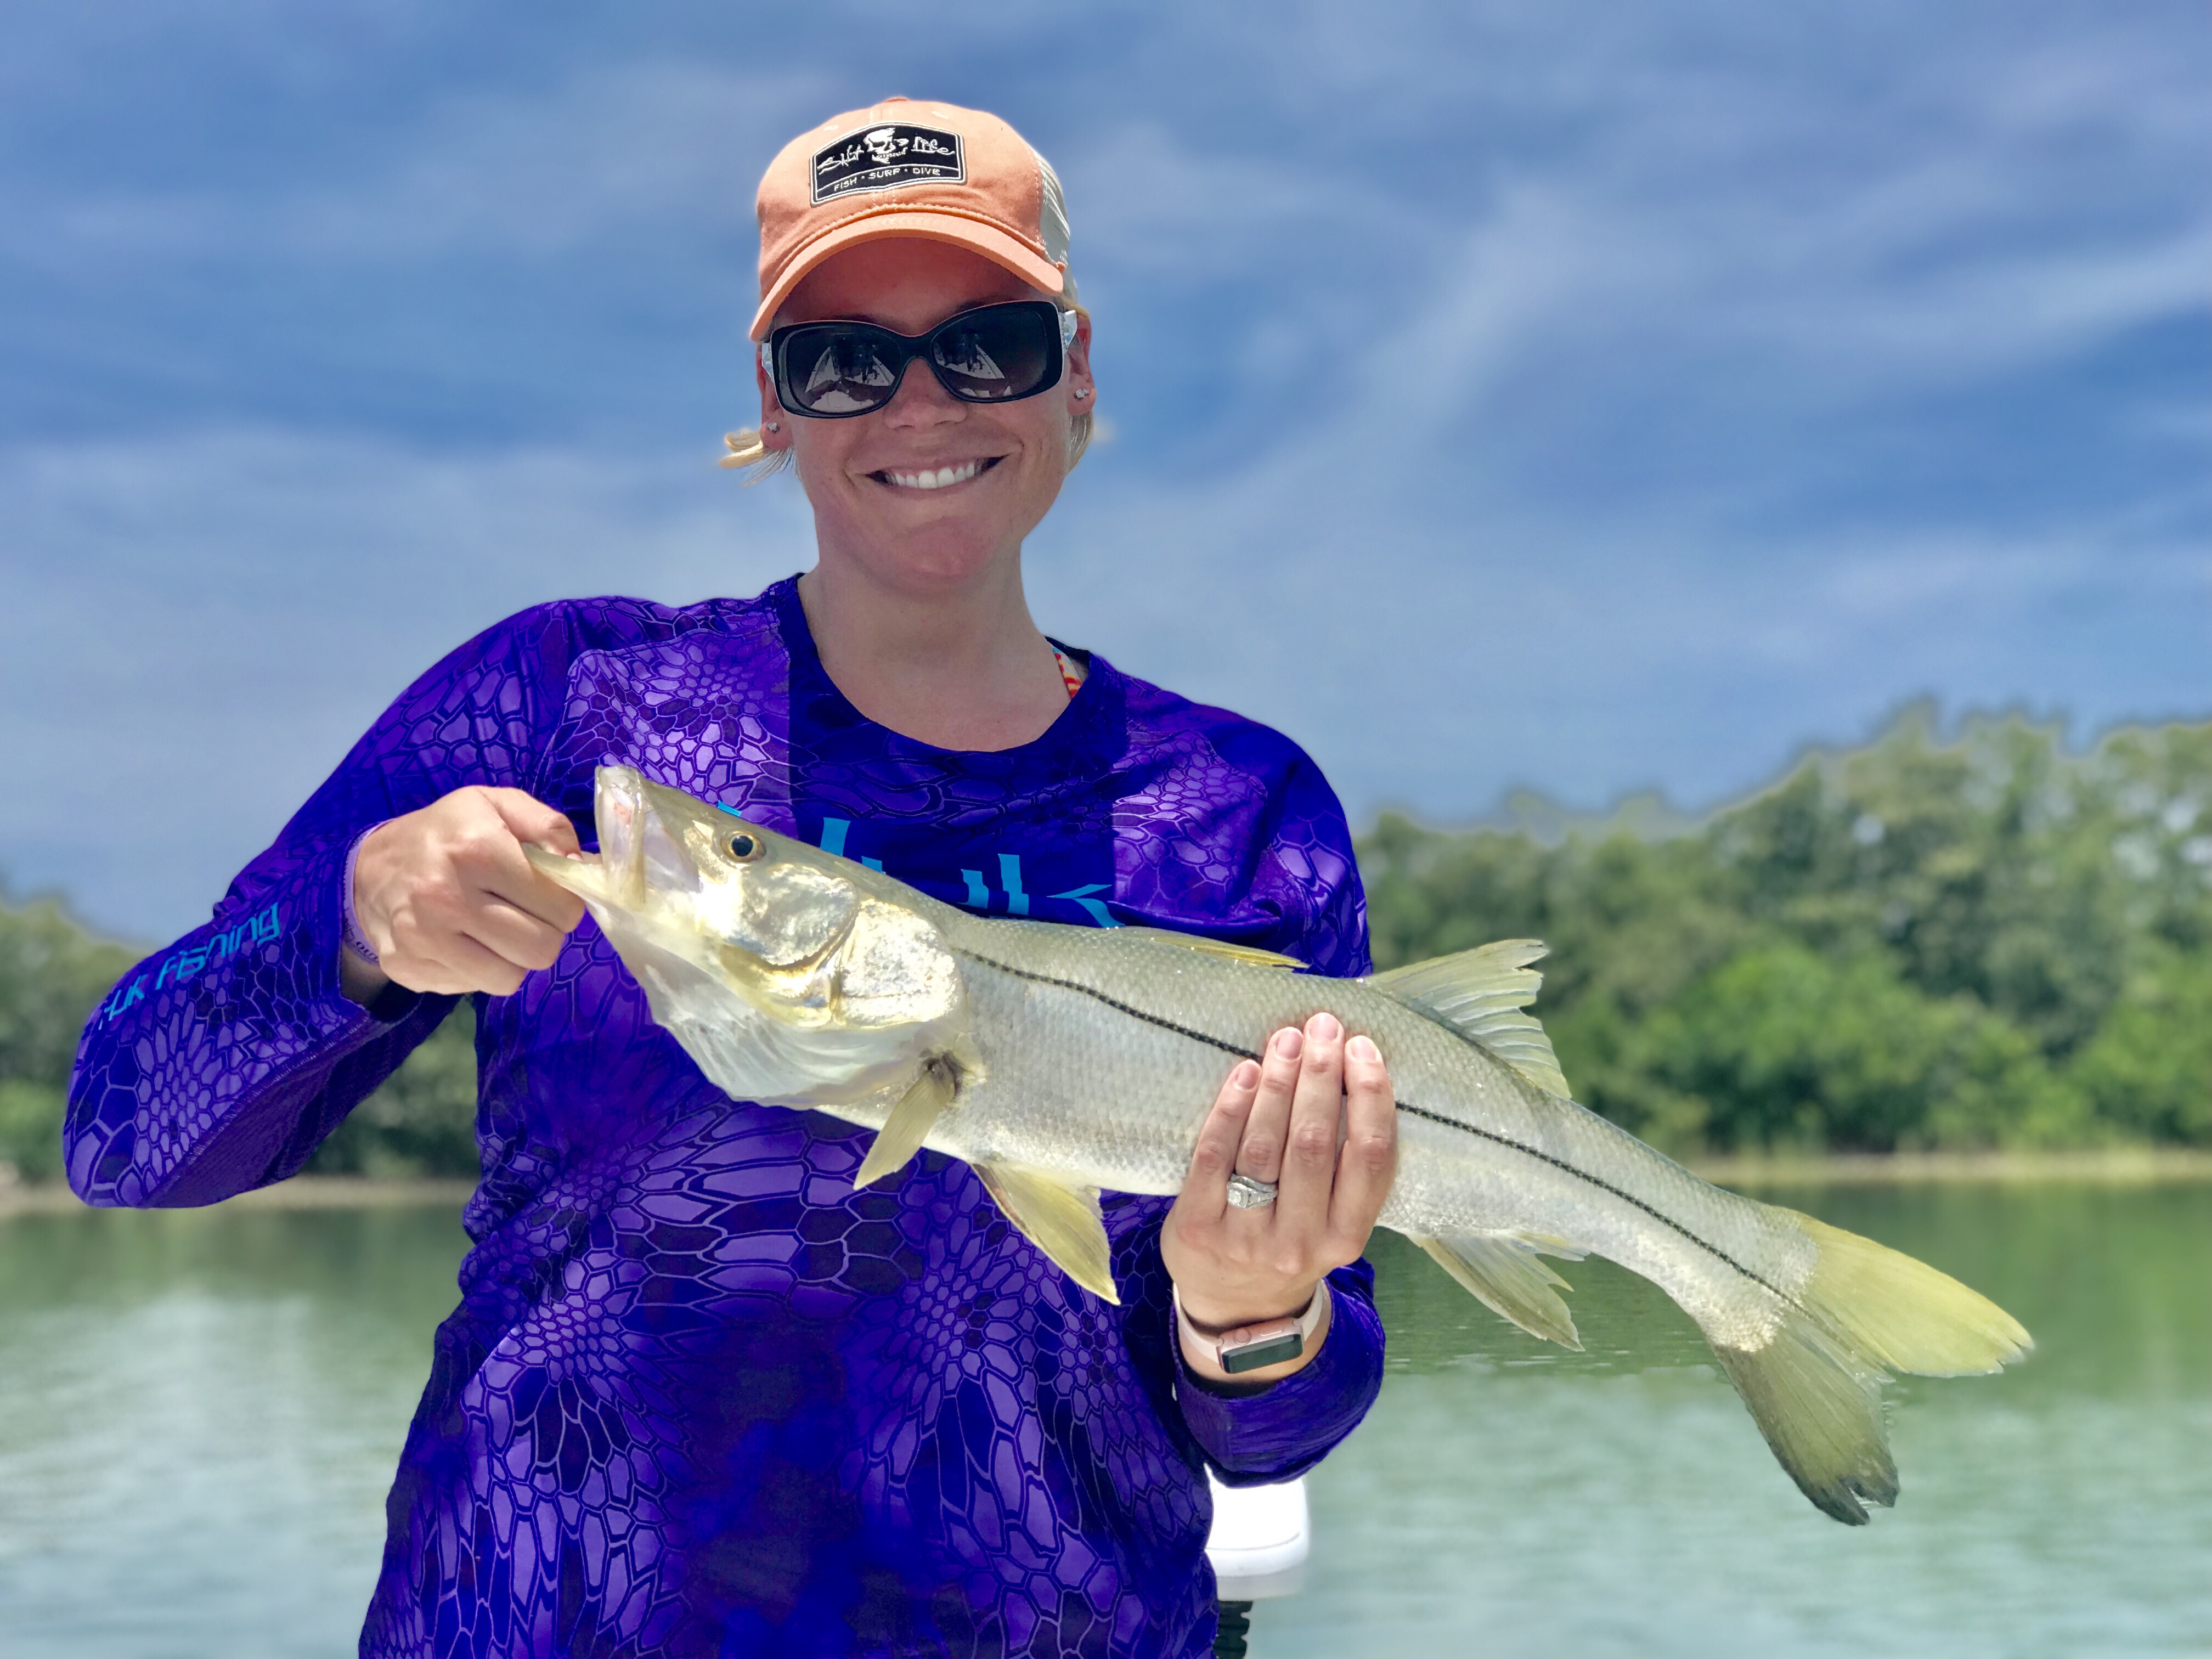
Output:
(278, 63), (833, 259)
(0, 429), (814, 936)
(6, 403), (2205, 944)
(2, 0), (2206, 936)
(16, 60), (830, 268)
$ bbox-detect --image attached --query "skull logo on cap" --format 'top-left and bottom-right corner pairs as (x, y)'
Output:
(862, 128), (905, 166)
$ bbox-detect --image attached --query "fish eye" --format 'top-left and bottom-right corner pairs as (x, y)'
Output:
(726, 832), (761, 862)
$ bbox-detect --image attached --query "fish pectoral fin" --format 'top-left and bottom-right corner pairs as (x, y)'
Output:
(974, 1163), (1119, 1305)
(1369, 941), (1573, 1101)
(1113, 927), (1305, 970)
(1415, 1232), (1583, 1350)
(853, 1057), (958, 1189)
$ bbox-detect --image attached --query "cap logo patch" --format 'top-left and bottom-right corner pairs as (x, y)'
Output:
(811, 123), (965, 205)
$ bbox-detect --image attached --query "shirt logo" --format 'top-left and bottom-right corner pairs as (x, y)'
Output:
(747, 808), (1122, 930)
(811, 123), (965, 205)
(97, 902), (285, 1026)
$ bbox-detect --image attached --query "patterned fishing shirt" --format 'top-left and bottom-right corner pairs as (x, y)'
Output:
(65, 577), (1386, 1659)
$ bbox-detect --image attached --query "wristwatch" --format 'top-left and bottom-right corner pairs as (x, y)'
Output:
(1172, 1283), (1328, 1376)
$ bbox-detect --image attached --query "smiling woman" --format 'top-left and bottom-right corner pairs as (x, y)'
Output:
(65, 96), (1393, 1659)
(749, 238), (1098, 754)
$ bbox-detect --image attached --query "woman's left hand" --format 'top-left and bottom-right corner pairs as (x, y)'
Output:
(1161, 1012), (1398, 1385)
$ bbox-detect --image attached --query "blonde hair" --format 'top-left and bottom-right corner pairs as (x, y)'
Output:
(722, 145), (1091, 483)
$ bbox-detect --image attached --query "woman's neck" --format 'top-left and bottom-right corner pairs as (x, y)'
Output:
(795, 559), (1071, 752)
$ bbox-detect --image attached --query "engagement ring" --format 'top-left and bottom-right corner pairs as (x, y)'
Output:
(1226, 1173), (1279, 1210)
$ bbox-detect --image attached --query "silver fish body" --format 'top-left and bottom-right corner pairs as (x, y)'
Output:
(943, 919), (1812, 1350)
(531, 764), (2032, 1525)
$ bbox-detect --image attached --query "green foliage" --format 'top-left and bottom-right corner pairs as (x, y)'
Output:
(0, 1079), (69, 1182)
(0, 892), (479, 1184)
(304, 1005), (481, 1179)
(1604, 944), (2089, 1153)
(0, 895), (137, 1185)
(1361, 708), (2212, 1154)
(2066, 944), (2212, 1143)
(8, 704), (2210, 1179)
(0, 896), (137, 1095)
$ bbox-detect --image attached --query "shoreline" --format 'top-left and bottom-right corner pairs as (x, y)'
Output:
(0, 1174), (476, 1220)
(5, 1148), (2212, 1219)
(1690, 1146), (2212, 1187)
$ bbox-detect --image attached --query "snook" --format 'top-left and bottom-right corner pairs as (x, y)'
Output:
(529, 765), (2032, 1525)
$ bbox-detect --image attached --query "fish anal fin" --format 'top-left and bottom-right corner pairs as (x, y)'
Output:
(853, 1056), (958, 1188)
(975, 1163), (1119, 1305)
(1114, 927), (1304, 969)
(1369, 940), (1572, 1099)
(1415, 1232), (1582, 1349)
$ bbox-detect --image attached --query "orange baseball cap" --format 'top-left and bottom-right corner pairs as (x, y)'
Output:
(751, 97), (1073, 341)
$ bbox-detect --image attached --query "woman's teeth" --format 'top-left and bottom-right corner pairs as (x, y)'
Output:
(882, 459), (989, 490)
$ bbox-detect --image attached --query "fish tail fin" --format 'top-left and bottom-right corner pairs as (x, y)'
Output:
(1709, 1313), (1896, 1524)
(1791, 1214), (2034, 1379)
(1711, 1211), (2033, 1525)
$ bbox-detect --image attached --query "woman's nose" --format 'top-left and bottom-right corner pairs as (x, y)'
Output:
(879, 357), (966, 429)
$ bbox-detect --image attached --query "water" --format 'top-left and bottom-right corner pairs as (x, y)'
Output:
(0, 1184), (2205, 1656)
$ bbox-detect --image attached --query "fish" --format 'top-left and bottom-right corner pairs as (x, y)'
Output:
(526, 764), (2033, 1525)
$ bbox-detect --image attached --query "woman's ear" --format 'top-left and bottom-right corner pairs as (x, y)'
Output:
(1066, 310), (1094, 415)
(757, 350), (791, 452)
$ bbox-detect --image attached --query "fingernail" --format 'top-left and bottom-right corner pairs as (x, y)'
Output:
(1231, 1060), (1261, 1090)
(1272, 1026), (1304, 1059)
(1347, 1034), (1380, 1063)
(1308, 1011), (1341, 1042)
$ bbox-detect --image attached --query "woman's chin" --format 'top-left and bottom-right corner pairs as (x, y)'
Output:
(821, 521), (1019, 592)
(814, 487), (1053, 590)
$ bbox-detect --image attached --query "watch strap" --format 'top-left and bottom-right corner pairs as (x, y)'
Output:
(1173, 1283), (1327, 1376)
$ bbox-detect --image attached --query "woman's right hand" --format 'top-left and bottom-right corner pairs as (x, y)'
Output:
(339, 786), (586, 1004)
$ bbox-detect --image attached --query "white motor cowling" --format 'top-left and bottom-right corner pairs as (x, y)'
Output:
(1204, 1473), (1308, 1602)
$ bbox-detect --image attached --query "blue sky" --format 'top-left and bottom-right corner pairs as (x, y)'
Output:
(3, 1), (2207, 939)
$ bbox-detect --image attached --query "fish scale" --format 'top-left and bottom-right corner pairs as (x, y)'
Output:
(944, 921), (1814, 1350)
(532, 764), (2035, 1527)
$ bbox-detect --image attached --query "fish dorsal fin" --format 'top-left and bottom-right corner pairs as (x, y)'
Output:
(853, 1057), (958, 1189)
(1114, 928), (1305, 969)
(1368, 939), (1572, 1099)
(973, 1163), (1119, 1304)
(1415, 1232), (1587, 1349)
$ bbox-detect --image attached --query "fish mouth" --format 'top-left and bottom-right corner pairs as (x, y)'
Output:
(594, 765), (652, 910)
(526, 767), (691, 915)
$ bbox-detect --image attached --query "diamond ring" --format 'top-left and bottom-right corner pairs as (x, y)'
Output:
(1225, 1173), (1279, 1210)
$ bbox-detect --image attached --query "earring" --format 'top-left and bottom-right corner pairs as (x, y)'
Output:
(1073, 389), (1090, 401)
(765, 421), (782, 433)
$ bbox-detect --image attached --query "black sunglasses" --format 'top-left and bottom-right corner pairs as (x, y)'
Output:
(762, 300), (1079, 419)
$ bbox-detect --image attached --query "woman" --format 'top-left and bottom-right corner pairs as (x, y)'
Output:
(67, 98), (1397, 1658)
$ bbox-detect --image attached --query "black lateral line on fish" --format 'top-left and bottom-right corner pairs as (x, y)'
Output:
(1387, 1101), (1793, 1303)
(958, 947), (1796, 1306)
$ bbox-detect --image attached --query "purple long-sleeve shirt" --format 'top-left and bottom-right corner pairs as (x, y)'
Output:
(66, 578), (1385, 1659)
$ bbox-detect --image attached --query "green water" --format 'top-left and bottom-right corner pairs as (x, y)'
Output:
(0, 1184), (2205, 1656)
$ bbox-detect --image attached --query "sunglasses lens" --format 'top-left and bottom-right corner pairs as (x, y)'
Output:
(772, 304), (1062, 417)
(782, 328), (901, 414)
(931, 306), (1055, 401)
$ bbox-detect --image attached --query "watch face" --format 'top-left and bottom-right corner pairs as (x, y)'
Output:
(1221, 1330), (1305, 1375)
